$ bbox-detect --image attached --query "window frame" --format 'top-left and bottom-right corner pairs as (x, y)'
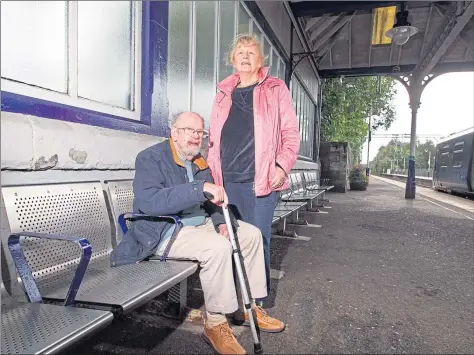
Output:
(452, 141), (464, 168)
(1, 1), (161, 135)
(1, 1), (142, 121)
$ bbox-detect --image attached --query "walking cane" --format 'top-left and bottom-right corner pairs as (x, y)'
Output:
(204, 192), (263, 354)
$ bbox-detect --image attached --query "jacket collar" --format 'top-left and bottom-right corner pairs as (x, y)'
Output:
(216, 67), (271, 95)
(168, 138), (209, 170)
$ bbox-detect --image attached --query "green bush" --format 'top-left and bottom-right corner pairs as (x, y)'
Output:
(349, 167), (368, 191)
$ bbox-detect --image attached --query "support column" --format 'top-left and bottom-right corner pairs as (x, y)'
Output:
(405, 87), (421, 199)
(393, 74), (436, 199)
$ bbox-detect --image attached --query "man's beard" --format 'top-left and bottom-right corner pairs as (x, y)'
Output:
(181, 146), (201, 159)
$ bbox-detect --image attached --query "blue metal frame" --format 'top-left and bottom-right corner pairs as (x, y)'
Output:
(7, 232), (92, 306)
(0, 1), (170, 137)
(118, 212), (182, 261)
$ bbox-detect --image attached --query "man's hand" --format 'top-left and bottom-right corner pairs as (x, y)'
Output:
(203, 182), (228, 207)
(218, 224), (229, 238)
(270, 166), (286, 189)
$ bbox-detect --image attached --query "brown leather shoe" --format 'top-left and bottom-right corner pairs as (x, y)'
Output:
(234, 306), (286, 333)
(203, 322), (247, 355)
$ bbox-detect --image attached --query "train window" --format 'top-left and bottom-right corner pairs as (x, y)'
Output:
(453, 142), (464, 167)
(440, 152), (450, 167)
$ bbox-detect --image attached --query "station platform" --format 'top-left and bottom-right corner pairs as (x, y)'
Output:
(69, 177), (474, 354)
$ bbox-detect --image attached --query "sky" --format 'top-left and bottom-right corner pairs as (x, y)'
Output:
(361, 72), (474, 164)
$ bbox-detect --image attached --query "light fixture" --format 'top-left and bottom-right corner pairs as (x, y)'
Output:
(385, 2), (418, 45)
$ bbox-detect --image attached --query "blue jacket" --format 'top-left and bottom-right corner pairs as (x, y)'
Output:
(110, 139), (227, 267)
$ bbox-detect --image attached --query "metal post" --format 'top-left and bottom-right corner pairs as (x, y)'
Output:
(405, 85), (422, 199)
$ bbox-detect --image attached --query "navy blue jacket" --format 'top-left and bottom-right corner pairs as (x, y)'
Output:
(110, 139), (227, 267)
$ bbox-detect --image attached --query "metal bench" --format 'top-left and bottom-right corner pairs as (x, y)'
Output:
(0, 196), (113, 355)
(302, 171), (334, 203)
(282, 172), (326, 212)
(1, 182), (197, 317)
(105, 179), (199, 318)
(271, 188), (307, 238)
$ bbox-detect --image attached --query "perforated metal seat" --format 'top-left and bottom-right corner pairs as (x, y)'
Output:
(1, 182), (197, 313)
(1, 270), (112, 354)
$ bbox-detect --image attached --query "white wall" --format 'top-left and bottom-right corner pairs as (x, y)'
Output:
(1, 111), (161, 184)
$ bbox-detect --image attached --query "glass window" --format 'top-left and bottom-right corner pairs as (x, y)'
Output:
(440, 151), (450, 168)
(78, 1), (134, 109)
(270, 49), (279, 77)
(1, 1), (142, 120)
(218, 1), (236, 81)
(238, 4), (250, 34)
(453, 142), (464, 167)
(1, 1), (67, 92)
(263, 37), (271, 68)
(168, 1), (191, 117)
(193, 1), (217, 128)
(279, 58), (286, 81)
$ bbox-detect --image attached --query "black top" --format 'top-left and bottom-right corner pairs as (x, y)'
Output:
(220, 83), (257, 183)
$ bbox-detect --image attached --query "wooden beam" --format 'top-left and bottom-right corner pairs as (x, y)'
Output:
(413, 1), (474, 82)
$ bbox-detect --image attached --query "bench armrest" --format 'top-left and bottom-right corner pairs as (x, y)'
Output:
(118, 212), (183, 262)
(8, 232), (92, 307)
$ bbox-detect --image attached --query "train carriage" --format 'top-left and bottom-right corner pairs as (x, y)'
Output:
(433, 128), (474, 195)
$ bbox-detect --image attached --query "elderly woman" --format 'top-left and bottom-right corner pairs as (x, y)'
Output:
(207, 34), (300, 303)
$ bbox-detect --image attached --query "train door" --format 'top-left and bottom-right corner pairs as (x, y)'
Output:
(451, 140), (467, 190)
(436, 143), (451, 189)
(469, 135), (474, 192)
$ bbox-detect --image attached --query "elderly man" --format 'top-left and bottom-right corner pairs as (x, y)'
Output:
(110, 112), (285, 354)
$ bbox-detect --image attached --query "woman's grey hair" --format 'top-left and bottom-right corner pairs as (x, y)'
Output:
(226, 33), (267, 66)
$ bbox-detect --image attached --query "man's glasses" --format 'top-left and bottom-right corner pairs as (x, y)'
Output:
(174, 126), (208, 138)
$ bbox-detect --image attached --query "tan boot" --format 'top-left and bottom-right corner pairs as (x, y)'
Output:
(203, 322), (247, 355)
(234, 306), (286, 333)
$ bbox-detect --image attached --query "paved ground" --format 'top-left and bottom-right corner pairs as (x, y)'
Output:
(374, 175), (474, 214)
(70, 178), (474, 354)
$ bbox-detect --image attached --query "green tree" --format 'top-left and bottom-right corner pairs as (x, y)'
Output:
(372, 139), (437, 174)
(321, 76), (397, 162)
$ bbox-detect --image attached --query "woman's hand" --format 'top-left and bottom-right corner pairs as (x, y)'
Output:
(270, 166), (286, 189)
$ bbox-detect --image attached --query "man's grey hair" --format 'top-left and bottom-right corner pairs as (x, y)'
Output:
(169, 111), (205, 128)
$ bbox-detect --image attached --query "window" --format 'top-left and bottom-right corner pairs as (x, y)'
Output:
(218, 1), (236, 81)
(270, 49), (279, 77)
(453, 142), (464, 167)
(440, 150), (450, 168)
(291, 75), (315, 159)
(238, 4), (250, 34)
(1, 1), (142, 120)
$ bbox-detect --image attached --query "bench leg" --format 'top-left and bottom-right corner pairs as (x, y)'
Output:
(163, 279), (188, 320)
(273, 218), (298, 238)
(286, 210), (309, 226)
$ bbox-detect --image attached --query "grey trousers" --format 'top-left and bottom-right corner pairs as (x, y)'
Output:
(167, 218), (267, 314)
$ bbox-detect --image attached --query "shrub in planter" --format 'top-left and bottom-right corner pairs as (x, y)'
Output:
(349, 167), (369, 191)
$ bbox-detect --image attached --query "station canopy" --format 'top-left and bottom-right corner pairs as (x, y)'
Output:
(289, 1), (474, 79)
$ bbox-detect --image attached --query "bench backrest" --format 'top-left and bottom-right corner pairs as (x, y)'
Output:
(105, 180), (134, 244)
(1, 182), (112, 281)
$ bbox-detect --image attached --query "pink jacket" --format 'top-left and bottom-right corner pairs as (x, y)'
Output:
(207, 67), (300, 196)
